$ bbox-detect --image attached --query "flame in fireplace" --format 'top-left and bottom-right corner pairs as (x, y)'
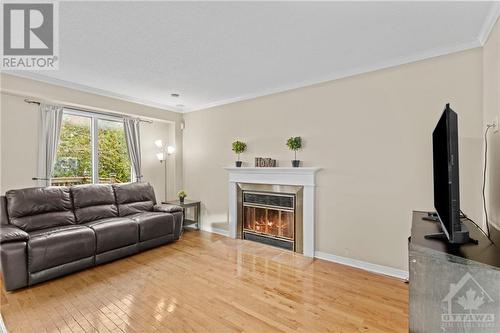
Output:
(243, 206), (294, 240)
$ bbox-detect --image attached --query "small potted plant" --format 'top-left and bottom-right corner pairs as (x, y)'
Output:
(286, 136), (302, 167)
(177, 190), (187, 203)
(232, 140), (247, 167)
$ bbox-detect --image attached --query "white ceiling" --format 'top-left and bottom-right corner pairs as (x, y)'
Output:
(11, 1), (500, 113)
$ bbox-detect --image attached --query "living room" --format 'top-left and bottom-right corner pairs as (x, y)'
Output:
(1, 1), (500, 332)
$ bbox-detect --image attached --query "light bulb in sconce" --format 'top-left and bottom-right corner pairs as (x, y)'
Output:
(156, 152), (165, 162)
(167, 146), (176, 155)
(154, 140), (163, 149)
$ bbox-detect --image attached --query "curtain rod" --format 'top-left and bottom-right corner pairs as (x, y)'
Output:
(24, 98), (153, 124)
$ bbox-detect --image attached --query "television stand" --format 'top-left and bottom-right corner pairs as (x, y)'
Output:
(409, 211), (500, 332)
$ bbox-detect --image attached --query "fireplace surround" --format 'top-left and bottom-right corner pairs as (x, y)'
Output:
(225, 167), (320, 257)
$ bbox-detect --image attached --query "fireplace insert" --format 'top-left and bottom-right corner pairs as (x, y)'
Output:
(242, 191), (296, 251)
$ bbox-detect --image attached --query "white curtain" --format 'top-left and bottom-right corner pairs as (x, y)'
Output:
(37, 104), (64, 187)
(124, 117), (142, 181)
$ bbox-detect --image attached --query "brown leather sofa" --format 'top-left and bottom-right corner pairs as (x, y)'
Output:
(0, 182), (183, 291)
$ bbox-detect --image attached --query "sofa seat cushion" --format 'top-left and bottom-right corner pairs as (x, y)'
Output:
(71, 184), (118, 223)
(84, 217), (138, 253)
(130, 212), (174, 241)
(28, 225), (95, 273)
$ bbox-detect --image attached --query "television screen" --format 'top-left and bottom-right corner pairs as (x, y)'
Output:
(432, 105), (460, 241)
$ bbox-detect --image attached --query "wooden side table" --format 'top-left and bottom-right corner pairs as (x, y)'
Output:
(162, 199), (200, 230)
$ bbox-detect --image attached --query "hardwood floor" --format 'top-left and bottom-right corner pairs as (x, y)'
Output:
(1, 230), (408, 332)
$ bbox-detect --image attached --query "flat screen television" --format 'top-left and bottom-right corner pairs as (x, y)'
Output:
(428, 104), (472, 244)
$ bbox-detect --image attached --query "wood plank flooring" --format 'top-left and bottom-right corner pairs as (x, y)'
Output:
(1, 230), (408, 332)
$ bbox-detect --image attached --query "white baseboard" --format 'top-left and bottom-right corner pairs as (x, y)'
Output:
(314, 251), (408, 280)
(199, 224), (230, 237)
(0, 314), (8, 333)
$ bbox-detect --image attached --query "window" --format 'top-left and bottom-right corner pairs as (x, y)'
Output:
(52, 113), (93, 185)
(97, 118), (131, 184)
(52, 110), (131, 186)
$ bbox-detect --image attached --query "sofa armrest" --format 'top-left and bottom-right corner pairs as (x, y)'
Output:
(171, 211), (184, 240)
(1, 224), (29, 290)
(1, 225), (29, 244)
(153, 204), (183, 213)
(1, 241), (29, 290)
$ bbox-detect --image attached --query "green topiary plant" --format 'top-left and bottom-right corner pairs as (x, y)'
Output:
(286, 137), (303, 167)
(232, 140), (247, 163)
(286, 137), (302, 161)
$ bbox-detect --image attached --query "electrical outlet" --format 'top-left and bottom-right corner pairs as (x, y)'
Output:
(493, 116), (499, 133)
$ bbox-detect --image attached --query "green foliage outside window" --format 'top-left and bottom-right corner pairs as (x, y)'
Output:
(53, 120), (131, 183)
(53, 121), (92, 181)
(97, 122), (131, 182)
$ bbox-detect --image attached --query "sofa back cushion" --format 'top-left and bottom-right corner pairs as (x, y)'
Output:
(6, 187), (75, 231)
(113, 182), (156, 216)
(1, 196), (8, 225)
(71, 184), (118, 223)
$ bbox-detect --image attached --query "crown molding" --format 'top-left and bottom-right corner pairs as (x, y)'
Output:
(4, 35), (482, 115)
(478, 2), (500, 46)
(3, 71), (183, 113)
(184, 38), (481, 113)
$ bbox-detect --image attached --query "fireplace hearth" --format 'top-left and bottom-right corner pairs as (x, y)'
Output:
(236, 183), (303, 252)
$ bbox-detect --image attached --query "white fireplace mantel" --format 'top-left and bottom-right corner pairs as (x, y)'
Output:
(224, 167), (321, 257)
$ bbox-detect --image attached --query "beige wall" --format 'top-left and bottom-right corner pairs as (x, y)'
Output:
(0, 74), (183, 200)
(0, 41), (491, 272)
(183, 48), (484, 270)
(483, 18), (500, 238)
(0, 93), (39, 192)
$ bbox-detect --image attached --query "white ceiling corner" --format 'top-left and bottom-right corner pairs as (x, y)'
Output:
(478, 1), (500, 45)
